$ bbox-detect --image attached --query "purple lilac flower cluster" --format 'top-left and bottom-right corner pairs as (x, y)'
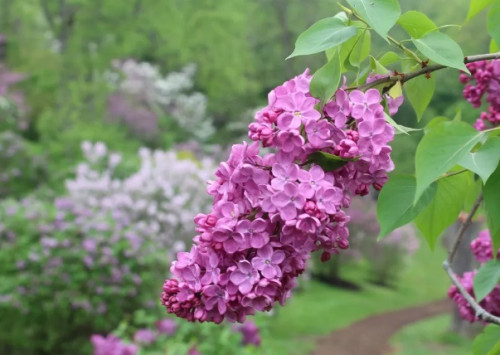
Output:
(471, 229), (499, 263)
(459, 60), (500, 130)
(366, 72), (404, 116)
(448, 229), (500, 322)
(91, 318), (260, 354)
(162, 70), (397, 323)
(91, 334), (138, 355)
(233, 320), (261, 346)
(91, 318), (174, 354)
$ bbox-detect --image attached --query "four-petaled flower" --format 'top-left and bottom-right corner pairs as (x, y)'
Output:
(230, 260), (260, 294)
(271, 182), (306, 220)
(251, 245), (285, 279)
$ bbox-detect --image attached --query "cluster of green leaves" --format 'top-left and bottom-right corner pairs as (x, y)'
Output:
(288, 0), (473, 114)
(377, 120), (500, 248)
(288, 0), (500, 353)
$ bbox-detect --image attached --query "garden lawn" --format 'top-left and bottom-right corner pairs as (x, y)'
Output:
(388, 315), (473, 355)
(256, 243), (452, 355)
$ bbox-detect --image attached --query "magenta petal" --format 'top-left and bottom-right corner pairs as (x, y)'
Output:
(218, 301), (227, 314)
(272, 164), (286, 178)
(349, 90), (365, 104)
(271, 251), (285, 264)
(250, 233), (269, 249)
(230, 270), (247, 285)
(262, 265), (277, 279)
(238, 260), (252, 273)
(310, 165), (325, 181)
(299, 183), (314, 199)
(236, 220), (251, 233)
(365, 88), (381, 104)
(205, 297), (218, 310)
(298, 169), (310, 182)
(283, 182), (298, 196)
(252, 257), (266, 270)
(280, 203), (297, 221)
(351, 105), (365, 119)
(258, 244), (273, 259)
(251, 218), (267, 233)
(271, 178), (287, 190)
(357, 121), (372, 136)
(223, 238), (240, 253)
(253, 168), (270, 184)
(277, 112), (301, 130)
(239, 281), (253, 294)
(271, 192), (290, 207)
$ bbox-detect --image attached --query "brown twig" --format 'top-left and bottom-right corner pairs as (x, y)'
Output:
(347, 52), (500, 92)
(448, 193), (483, 263)
(443, 260), (500, 325)
(441, 193), (500, 325)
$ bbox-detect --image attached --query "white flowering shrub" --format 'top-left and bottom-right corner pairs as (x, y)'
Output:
(69, 141), (215, 251)
(106, 60), (214, 144)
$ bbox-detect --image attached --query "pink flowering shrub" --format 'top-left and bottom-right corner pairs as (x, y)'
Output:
(91, 313), (260, 355)
(162, 70), (398, 323)
(448, 229), (500, 322)
(459, 60), (500, 130)
(91, 334), (138, 355)
(0, 143), (215, 353)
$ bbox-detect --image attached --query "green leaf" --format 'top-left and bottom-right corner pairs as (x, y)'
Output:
(337, 22), (368, 69)
(369, 56), (389, 74)
(346, 0), (401, 39)
(397, 11), (438, 38)
(458, 137), (500, 183)
(306, 151), (356, 171)
(310, 50), (342, 106)
(414, 170), (471, 249)
(404, 71), (436, 121)
(414, 121), (485, 203)
(377, 175), (437, 239)
(474, 325), (500, 355)
(379, 51), (401, 66)
(466, 0), (493, 21)
(384, 113), (421, 135)
(487, 0), (500, 48)
(484, 164), (500, 252)
(488, 341), (500, 355)
(349, 30), (371, 67)
(491, 39), (500, 53)
(288, 17), (358, 58)
(425, 116), (450, 132)
(412, 31), (469, 73)
(474, 260), (500, 302)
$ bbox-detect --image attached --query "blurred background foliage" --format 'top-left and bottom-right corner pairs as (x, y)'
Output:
(0, 0), (490, 354)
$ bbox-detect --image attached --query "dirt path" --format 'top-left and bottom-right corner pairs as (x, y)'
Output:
(313, 299), (453, 355)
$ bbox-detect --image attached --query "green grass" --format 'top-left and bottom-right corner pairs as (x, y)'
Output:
(388, 315), (473, 355)
(256, 244), (452, 354)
